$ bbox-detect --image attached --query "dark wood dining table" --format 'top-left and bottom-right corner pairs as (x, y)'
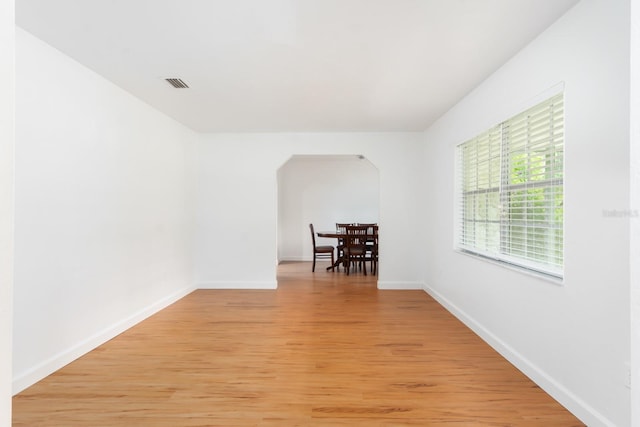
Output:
(316, 231), (346, 239)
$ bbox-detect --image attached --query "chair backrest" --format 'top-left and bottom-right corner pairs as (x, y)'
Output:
(371, 224), (379, 247)
(309, 223), (317, 247)
(336, 223), (353, 245)
(336, 223), (353, 233)
(345, 224), (369, 247)
(358, 223), (377, 236)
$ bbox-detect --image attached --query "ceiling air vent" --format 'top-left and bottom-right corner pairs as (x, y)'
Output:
(165, 78), (189, 89)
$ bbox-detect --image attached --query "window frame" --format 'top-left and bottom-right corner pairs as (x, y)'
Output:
(455, 92), (564, 280)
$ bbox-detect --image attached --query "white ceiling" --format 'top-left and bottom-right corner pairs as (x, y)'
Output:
(16, 0), (580, 132)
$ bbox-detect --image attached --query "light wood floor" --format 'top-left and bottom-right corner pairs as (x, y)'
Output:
(13, 261), (584, 426)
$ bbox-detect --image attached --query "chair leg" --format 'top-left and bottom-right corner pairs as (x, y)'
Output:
(312, 254), (316, 272)
(331, 252), (335, 271)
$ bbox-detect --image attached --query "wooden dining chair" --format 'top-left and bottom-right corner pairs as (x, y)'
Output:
(366, 225), (379, 275)
(335, 223), (353, 268)
(357, 223), (377, 244)
(358, 223), (378, 273)
(343, 225), (369, 276)
(309, 223), (335, 272)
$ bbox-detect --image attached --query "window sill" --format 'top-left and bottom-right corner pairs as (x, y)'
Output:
(455, 249), (564, 286)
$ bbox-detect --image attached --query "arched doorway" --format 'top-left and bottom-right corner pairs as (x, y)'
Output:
(276, 154), (380, 264)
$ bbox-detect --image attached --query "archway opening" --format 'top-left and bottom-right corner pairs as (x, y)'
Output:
(276, 154), (380, 268)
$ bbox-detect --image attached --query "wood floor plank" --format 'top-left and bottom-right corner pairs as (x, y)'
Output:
(13, 261), (585, 426)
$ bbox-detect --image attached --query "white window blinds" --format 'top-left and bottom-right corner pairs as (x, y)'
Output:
(457, 93), (564, 278)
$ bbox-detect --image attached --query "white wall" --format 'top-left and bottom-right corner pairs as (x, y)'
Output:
(277, 155), (379, 261)
(13, 28), (198, 393)
(195, 132), (422, 289)
(422, 0), (630, 425)
(0, 0), (14, 423)
(631, 0), (640, 424)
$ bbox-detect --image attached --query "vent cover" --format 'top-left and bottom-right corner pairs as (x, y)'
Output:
(165, 78), (189, 88)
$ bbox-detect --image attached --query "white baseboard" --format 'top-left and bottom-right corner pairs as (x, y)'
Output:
(197, 281), (277, 290)
(12, 285), (195, 395)
(377, 281), (423, 290)
(279, 256), (307, 262)
(423, 283), (615, 427)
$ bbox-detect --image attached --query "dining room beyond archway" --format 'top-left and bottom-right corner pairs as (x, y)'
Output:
(276, 154), (380, 267)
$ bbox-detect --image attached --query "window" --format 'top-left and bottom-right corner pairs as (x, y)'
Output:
(457, 92), (564, 279)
